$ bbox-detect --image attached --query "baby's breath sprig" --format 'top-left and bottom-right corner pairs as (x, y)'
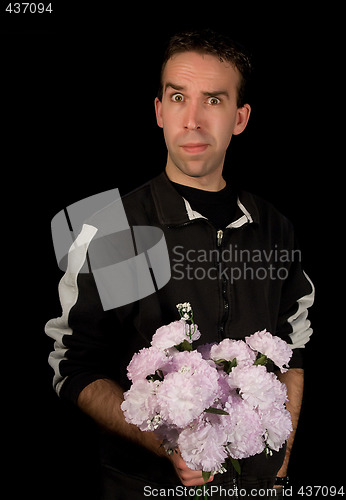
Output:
(176, 302), (196, 340)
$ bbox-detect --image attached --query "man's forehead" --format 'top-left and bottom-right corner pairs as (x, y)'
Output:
(162, 51), (240, 91)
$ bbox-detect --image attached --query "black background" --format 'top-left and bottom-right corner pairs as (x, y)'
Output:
(2, 3), (343, 498)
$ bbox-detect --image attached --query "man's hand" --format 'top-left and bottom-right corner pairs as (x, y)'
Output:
(168, 449), (215, 487)
(275, 368), (304, 478)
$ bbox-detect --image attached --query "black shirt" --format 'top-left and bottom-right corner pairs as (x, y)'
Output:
(171, 181), (238, 229)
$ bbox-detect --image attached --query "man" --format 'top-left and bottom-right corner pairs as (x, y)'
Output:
(46, 30), (314, 499)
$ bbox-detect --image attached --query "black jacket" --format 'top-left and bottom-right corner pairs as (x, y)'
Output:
(45, 172), (314, 486)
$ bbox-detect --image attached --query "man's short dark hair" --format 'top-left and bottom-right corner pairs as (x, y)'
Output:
(157, 29), (253, 108)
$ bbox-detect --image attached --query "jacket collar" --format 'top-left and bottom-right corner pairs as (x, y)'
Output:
(150, 172), (259, 228)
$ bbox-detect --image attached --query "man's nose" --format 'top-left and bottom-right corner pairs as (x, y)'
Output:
(184, 102), (202, 130)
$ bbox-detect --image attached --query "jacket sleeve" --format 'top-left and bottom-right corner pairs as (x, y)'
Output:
(45, 223), (121, 404)
(275, 237), (315, 369)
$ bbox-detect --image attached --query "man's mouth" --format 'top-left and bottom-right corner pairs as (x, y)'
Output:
(181, 143), (209, 154)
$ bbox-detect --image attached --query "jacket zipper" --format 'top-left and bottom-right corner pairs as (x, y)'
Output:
(216, 229), (230, 339)
(217, 229), (223, 247)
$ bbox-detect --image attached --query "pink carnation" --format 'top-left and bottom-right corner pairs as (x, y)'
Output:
(170, 350), (215, 375)
(228, 364), (287, 410)
(121, 379), (161, 431)
(178, 418), (229, 472)
(210, 338), (256, 367)
(216, 370), (232, 404)
(223, 395), (265, 459)
(260, 406), (293, 451)
(156, 351), (219, 427)
(126, 346), (170, 382)
(151, 320), (201, 351)
(245, 329), (292, 373)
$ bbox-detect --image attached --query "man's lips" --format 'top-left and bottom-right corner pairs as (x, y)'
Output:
(180, 143), (209, 154)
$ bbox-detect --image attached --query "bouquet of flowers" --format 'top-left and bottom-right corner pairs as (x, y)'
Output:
(121, 303), (292, 479)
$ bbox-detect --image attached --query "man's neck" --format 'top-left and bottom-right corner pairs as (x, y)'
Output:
(165, 162), (226, 192)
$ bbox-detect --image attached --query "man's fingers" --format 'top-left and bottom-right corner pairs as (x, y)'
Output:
(169, 449), (214, 486)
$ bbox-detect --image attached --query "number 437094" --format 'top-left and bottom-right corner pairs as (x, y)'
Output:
(5, 3), (53, 13)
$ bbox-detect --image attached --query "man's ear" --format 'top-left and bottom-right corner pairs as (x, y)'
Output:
(233, 104), (251, 135)
(154, 97), (163, 128)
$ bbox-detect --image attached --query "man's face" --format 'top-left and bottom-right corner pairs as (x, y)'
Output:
(155, 51), (250, 185)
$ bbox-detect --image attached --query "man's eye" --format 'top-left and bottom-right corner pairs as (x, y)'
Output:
(172, 93), (184, 102)
(207, 97), (221, 105)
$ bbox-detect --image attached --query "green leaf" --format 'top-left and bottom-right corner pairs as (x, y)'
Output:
(174, 339), (193, 352)
(204, 407), (229, 415)
(227, 358), (237, 372)
(254, 353), (268, 366)
(202, 471), (211, 483)
(215, 358), (237, 374)
(230, 457), (241, 475)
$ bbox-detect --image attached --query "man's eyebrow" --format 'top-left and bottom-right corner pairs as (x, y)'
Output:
(164, 82), (185, 92)
(203, 89), (229, 98)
